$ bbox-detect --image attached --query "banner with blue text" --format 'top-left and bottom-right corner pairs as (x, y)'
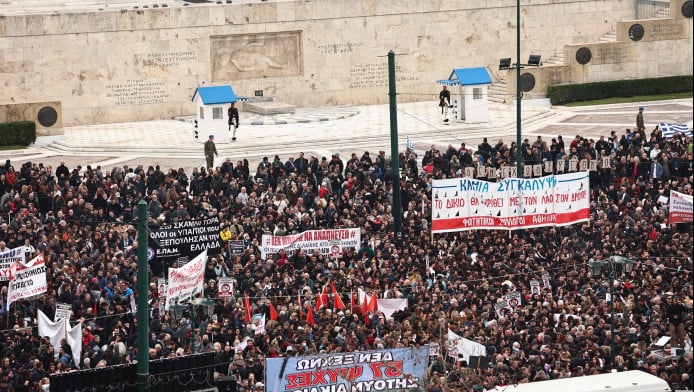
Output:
(432, 172), (589, 232)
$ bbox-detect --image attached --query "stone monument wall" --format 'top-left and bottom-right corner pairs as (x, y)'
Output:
(507, 0), (693, 99)
(0, 0), (636, 127)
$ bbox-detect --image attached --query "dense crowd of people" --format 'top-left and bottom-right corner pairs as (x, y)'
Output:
(0, 124), (692, 392)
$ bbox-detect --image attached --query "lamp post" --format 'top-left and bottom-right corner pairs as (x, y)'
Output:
(588, 256), (635, 364)
(170, 298), (217, 353)
(516, 0), (522, 177)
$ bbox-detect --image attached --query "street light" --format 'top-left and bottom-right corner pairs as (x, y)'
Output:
(169, 298), (217, 353)
(587, 256), (636, 364)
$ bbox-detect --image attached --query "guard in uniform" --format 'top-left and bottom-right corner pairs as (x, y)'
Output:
(439, 86), (451, 123)
(228, 102), (240, 141)
(204, 135), (218, 169)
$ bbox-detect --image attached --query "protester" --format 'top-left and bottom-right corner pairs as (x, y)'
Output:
(0, 128), (691, 392)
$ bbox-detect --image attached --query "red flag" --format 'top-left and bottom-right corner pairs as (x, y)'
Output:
(306, 306), (315, 325)
(270, 303), (278, 321)
(350, 291), (355, 313)
(315, 292), (323, 312)
(367, 293), (378, 314)
(320, 285), (329, 308)
(244, 293), (252, 323)
(94, 299), (98, 315)
(332, 283), (345, 310)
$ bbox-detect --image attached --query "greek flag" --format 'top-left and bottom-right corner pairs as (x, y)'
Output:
(406, 137), (415, 151)
(660, 122), (692, 139)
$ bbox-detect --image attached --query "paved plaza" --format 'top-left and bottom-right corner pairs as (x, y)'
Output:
(5, 98), (693, 172)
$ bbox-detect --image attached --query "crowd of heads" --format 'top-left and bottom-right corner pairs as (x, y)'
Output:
(0, 124), (691, 392)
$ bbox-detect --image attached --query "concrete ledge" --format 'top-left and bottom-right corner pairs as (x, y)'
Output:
(244, 101), (296, 115)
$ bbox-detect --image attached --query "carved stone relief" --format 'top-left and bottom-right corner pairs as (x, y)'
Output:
(211, 31), (303, 81)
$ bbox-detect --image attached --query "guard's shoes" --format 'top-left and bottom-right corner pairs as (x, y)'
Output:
(232, 137), (237, 141)
(444, 119), (449, 122)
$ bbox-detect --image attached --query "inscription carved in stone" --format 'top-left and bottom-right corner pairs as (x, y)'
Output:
(350, 63), (418, 89)
(316, 42), (363, 54)
(143, 51), (198, 68)
(211, 31), (302, 81)
(645, 22), (684, 40)
(105, 80), (170, 106)
(595, 45), (632, 63)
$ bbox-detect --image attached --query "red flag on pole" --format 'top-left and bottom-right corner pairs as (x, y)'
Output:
(315, 291), (323, 312)
(350, 290), (355, 313)
(332, 283), (345, 310)
(298, 292), (304, 317)
(244, 293), (252, 323)
(320, 285), (329, 308)
(270, 303), (278, 321)
(364, 295), (370, 324)
(94, 299), (98, 315)
(367, 292), (378, 314)
(306, 306), (315, 325)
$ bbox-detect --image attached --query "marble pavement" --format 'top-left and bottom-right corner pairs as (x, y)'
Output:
(4, 98), (692, 173)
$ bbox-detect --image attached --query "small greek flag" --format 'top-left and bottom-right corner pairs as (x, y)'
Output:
(406, 137), (415, 151)
(660, 122), (692, 139)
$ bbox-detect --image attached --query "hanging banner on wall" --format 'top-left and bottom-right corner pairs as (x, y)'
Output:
(431, 172), (590, 232)
(260, 228), (360, 260)
(266, 346), (429, 392)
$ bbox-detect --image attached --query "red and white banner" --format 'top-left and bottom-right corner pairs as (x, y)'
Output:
(669, 190), (693, 224)
(165, 250), (206, 310)
(260, 228), (360, 260)
(0, 246), (28, 281)
(432, 172), (590, 232)
(8, 253), (47, 307)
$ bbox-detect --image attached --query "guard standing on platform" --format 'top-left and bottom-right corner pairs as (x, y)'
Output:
(439, 85), (451, 123)
(204, 135), (218, 169)
(228, 102), (240, 141)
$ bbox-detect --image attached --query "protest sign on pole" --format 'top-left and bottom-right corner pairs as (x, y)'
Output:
(0, 246), (26, 281)
(506, 292), (522, 310)
(8, 253), (47, 307)
(432, 172), (590, 232)
(530, 280), (541, 295)
(429, 343), (440, 357)
(265, 347), (429, 392)
(669, 190), (693, 224)
(494, 301), (511, 318)
(542, 274), (551, 289)
(55, 303), (71, 322)
(260, 228), (360, 260)
(328, 239), (343, 259)
(165, 250), (207, 310)
(218, 277), (234, 298)
(157, 278), (167, 298)
(228, 240), (245, 255)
